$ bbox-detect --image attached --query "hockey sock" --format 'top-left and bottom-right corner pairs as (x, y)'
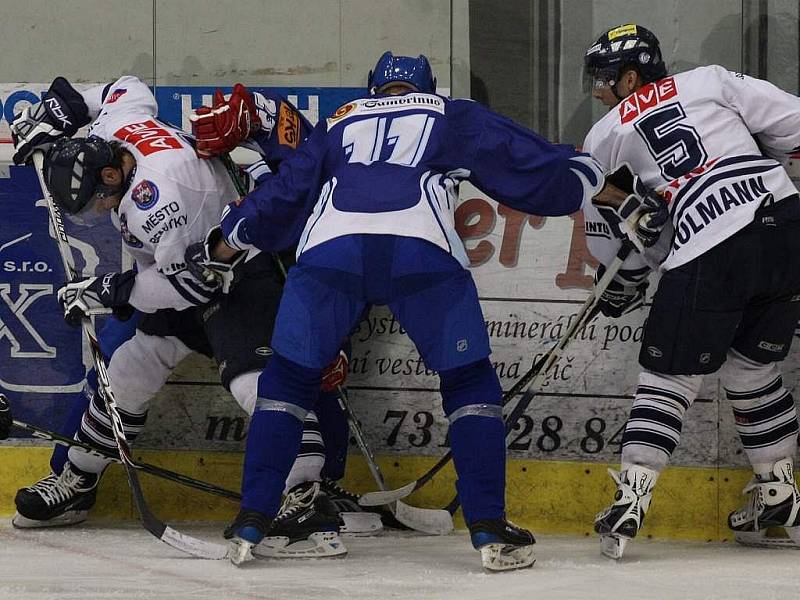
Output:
(284, 411), (325, 493)
(316, 389), (350, 481)
(241, 353), (321, 516)
(50, 369), (95, 474)
(620, 370), (703, 471)
(722, 350), (798, 475)
(69, 384), (148, 474)
(440, 359), (505, 524)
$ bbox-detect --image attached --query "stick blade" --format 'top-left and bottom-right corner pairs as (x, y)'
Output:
(358, 480), (418, 506)
(160, 525), (230, 560)
(393, 501), (454, 535)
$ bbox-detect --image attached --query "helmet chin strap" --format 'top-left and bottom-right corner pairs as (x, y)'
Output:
(94, 163), (136, 208)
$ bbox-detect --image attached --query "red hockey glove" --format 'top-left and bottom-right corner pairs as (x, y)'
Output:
(190, 84), (261, 159)
(321, 350), (349, 392)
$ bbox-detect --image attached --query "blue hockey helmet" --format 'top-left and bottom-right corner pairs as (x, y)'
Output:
(584, 24), (667, 92)
(368, 51), (436, 94)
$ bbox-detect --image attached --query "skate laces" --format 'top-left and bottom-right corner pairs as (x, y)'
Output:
(30, 467), (93, 507)
(276, 482), (318, 522)
(322, 478), (359, 503)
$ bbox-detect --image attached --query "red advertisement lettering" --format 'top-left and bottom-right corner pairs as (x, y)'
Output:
(114, 120), (183, 156)
(619, 76), (678, 125)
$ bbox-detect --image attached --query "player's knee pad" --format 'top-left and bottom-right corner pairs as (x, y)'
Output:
(721, 349), (798, 463)
(621, 370), (703, 470)
(439, 358), (502, 422)
(255, 352), (322, 420)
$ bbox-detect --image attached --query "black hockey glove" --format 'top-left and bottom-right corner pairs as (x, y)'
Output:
(57, 271), (136, 327)
(184, 225), (246, 294)
(595, 264), (648, 319)
(633, 177), (670, 248)
(0, 394), (11, 440)
(595, 164), (670, 251)
(11, 77), (91, 165)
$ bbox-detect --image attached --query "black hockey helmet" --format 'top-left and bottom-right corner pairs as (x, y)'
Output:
(43, 136), (120, 216)
(583, 24), (667, 92)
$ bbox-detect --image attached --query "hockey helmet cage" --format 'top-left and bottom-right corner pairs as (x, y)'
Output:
(368, 51), (436, 95)
(583, 24), (667, 92)
(44, 136), (118, 215)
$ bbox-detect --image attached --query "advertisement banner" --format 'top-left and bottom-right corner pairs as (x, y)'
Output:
(1, 83), (798, 470)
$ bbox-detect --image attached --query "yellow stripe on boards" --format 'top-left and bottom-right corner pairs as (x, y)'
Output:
(0, 447), (757, 542)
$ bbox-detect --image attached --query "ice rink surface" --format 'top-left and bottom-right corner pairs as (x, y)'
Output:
(1, 520), (799, 600)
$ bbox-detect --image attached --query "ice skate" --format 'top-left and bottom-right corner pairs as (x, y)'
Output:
(225, 509), (272, 566)
(468, 517), (535, 572)
(12, 463), (99, 528)
(594, 465), (658, 559)
(729, 457), (800, 549)
(320, 478), (383, 535)
(253, 481), (347, 558)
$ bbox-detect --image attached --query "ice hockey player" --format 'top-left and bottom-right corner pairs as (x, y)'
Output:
(582, 24), (800, 558)
(9, 76), (360, 557)
(189, 50), (640, 569)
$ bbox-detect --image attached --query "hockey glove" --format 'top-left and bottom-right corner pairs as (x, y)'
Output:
(594, 164), (670, 251)
(633, 177), (670, 248)
(184, 225), (246, 294)
(321, 350), (349, 392)
(595, 264), (648, 319)
(0, 394), (11, 441)
(190, 84), (261, 159)
(58, 271), (136, 327)
(11, 77), (91, 165)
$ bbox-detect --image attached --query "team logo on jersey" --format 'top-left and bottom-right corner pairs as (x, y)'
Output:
(277, 102), (301, 148)
(131, 180), (159, 210)
(329, 102), (356, 123)
(106, 88), (127, 104)
(118, 213), (143, 248)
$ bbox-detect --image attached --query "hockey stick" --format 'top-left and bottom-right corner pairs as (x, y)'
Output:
(6, 408), (240, 502)
(359, 243), (634, 508)
(220, 153), (288, 279)
(335, 386), (453, 535)
(32, 151), (228, 559)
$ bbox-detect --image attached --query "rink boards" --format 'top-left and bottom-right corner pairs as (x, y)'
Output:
(0, 84), (799, 539)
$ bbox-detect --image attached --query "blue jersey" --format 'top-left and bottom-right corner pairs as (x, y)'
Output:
(221, 92), (604, 264)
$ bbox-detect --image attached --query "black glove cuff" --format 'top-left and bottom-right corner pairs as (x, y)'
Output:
(43, 77), (91, 136)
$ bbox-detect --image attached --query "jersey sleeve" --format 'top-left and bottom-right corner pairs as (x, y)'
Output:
(716, 66), (800, 161)
(446, 99), (604, 216)
(81, 76), (159, 122)
(221, 121), (327, 253)
(127, 180), (221, 312)
(246, 92), (313, 170)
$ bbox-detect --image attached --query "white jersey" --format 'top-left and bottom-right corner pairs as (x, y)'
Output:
(82, 76), (238, 312)
(584, 65), (800, 273)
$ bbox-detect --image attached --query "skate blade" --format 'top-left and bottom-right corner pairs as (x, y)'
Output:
(253, 531), (348, 559)
(599, 534), (629, 559)
(11, 510), (89, 529)
(733, 527), (800, 549)
(479, 543), (535, 572)
(340, 512), (383, 536)
(228, 537), (256, 566)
